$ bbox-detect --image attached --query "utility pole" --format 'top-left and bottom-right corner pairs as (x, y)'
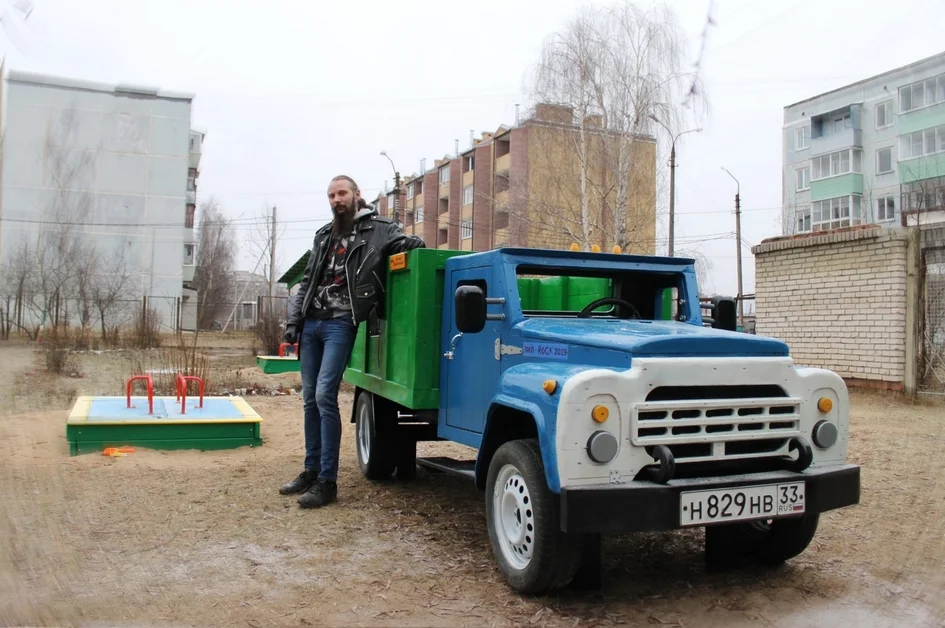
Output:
(268, 205), (277, 314)
(381, 150), (402, 229)
(648, 116), (702, 257)
(668, 144), (676, 256)
(722, 167), (744, 328)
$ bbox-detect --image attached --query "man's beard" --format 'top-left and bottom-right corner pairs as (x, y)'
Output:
(332, 202), (355, 234)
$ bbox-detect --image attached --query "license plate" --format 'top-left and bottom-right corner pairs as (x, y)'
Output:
(679, 482), (805, 526)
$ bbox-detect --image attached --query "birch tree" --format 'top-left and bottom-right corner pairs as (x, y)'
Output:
(192, 197), (237, 330)
(523, 0), (708, 252)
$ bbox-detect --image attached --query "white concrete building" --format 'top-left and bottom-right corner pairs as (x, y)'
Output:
(0, 66), (204, 332)
(782, 51), (945, 235)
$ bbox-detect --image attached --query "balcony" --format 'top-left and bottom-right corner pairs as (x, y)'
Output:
(189, 130), (204, 170)
(495, 152), (511, 174)
(810, 104), (862, 157)
(182, 264), (196, 283)
(184, 226), (196, 244)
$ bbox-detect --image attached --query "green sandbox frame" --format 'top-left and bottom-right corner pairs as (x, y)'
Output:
(256, 355), (301, 374)
(66, 395), (263, 456)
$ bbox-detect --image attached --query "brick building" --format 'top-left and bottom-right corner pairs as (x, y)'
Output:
(372, 103), (657, 254)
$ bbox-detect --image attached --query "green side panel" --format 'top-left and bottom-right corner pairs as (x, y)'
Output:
(517, 276), (612, 311)
(344, 248), (473, 410)
(661, 288), (673, 320)
(900, 153), (945, 184)
(256, 356), (301, 374)
(897, 102), (945, 136)
(809, 173), (864, 201)
(66, 422), (262, 456)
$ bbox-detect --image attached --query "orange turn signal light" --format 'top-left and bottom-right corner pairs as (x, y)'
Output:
(592, 405), (609, 423)
(817, 397), (833, 413)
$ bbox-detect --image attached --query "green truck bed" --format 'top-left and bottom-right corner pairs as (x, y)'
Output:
(343, 248), (622, 411)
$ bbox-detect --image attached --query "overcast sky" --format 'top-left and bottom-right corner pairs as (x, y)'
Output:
(3, 0), (944, 299)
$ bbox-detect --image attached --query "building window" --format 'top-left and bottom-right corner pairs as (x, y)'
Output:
(185, 204), (196, 228)
(407, 185), (414, 200)
(876, 101), (893, 128)
(439, 167), (450, 184)
(463, 185), (474, 205)
(899, 124), (945, 160)
(902, 175), (945, 212)
(461, 219), (473, 240)
(833, 113), (851, 133)
(796, 206), (812, 233)
(877, 196), (896, 222)
(796, 125), (810, 151)
(812, 195), (862, 231)
(899, 74), (945, 113)
(464, 155), (475, 172)
(387, 193), (397, 209)
(876, 147), (894, 174)
(183, 244), (195, 265)
(796, 167), (810, 191)
(811, 148), (861, 180)
(416, 205), (424, 223)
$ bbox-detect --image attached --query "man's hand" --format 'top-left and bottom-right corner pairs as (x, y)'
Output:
(284, 324), (299, 345)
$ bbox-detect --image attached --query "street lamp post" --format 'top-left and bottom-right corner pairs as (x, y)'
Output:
(648, 115), (702, 257)
(721, 166), (744, 329)
(380, 150), (402, 229)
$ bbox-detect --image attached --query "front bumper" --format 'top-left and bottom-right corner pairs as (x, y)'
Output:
(559, 464), (860, 534)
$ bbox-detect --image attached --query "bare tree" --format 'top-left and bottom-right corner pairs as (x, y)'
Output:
(9, 106), (97, 339)
(90, 246), (136, 344)
(522, 1), (709, 252)
(192, 197), (237, 330)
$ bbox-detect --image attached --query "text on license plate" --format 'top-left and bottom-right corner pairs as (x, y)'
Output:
(679, 482), (805, 526)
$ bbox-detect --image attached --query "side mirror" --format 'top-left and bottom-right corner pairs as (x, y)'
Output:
(710, 296), (737, 332)
(455, 285), (486, 333)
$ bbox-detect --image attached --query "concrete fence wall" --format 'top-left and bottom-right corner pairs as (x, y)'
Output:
(752, 226), (919, 392)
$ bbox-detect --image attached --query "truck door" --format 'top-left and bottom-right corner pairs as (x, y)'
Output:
(443, 266), (503, 436)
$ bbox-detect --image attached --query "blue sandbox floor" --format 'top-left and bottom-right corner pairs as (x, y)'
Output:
(89, 397), (247, 421)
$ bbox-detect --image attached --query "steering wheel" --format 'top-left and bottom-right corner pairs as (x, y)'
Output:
(577, 297), (641, 319)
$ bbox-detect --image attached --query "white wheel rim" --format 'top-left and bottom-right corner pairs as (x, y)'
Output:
(493, 463), (534, 570)
(358, 400), (371, 465)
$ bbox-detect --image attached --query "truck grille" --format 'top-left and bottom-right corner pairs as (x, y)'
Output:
(631, 385), (802, 462)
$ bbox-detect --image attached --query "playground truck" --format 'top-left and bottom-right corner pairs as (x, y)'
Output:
(342, 247), (860, 594)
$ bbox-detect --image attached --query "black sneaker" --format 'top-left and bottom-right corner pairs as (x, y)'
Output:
(298, 479), (337, 509)
(279, 470), (317, 495)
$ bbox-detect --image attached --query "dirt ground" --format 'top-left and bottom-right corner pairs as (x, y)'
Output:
(1, 338), (944, 627)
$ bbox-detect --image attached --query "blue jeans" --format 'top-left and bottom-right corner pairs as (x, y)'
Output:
(300, 315), (357, 482)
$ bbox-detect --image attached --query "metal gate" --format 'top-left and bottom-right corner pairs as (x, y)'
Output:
(919, 246), (945, 393)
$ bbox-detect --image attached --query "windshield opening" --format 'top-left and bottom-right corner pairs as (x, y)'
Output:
(515, 265), (683, 321)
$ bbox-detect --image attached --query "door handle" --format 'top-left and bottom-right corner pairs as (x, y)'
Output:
(444, 333), (463, 360)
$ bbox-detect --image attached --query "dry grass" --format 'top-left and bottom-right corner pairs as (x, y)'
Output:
(0, 339), (943, 626)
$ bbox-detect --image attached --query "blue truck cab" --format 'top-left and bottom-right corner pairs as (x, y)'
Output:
(347, 247), (861, 594)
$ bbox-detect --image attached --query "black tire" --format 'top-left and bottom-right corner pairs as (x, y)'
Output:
(485, 439), (584, 594)
(355, 391), (396, 481)
(705, 513), (819, 571)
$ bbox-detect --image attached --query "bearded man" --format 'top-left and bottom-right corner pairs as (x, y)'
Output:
(280, 175), (425, 508)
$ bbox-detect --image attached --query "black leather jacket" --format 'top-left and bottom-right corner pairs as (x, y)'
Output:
(286, 206), (425, 331)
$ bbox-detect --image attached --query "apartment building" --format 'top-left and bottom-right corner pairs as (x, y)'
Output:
(0, 67), (204, 332)
(373, 103), (657, 254)
(782, 50), (945, 235)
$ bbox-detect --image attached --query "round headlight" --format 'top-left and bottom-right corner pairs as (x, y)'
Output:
(813, 420), (838, 449)
(586, 430), (618, 463)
